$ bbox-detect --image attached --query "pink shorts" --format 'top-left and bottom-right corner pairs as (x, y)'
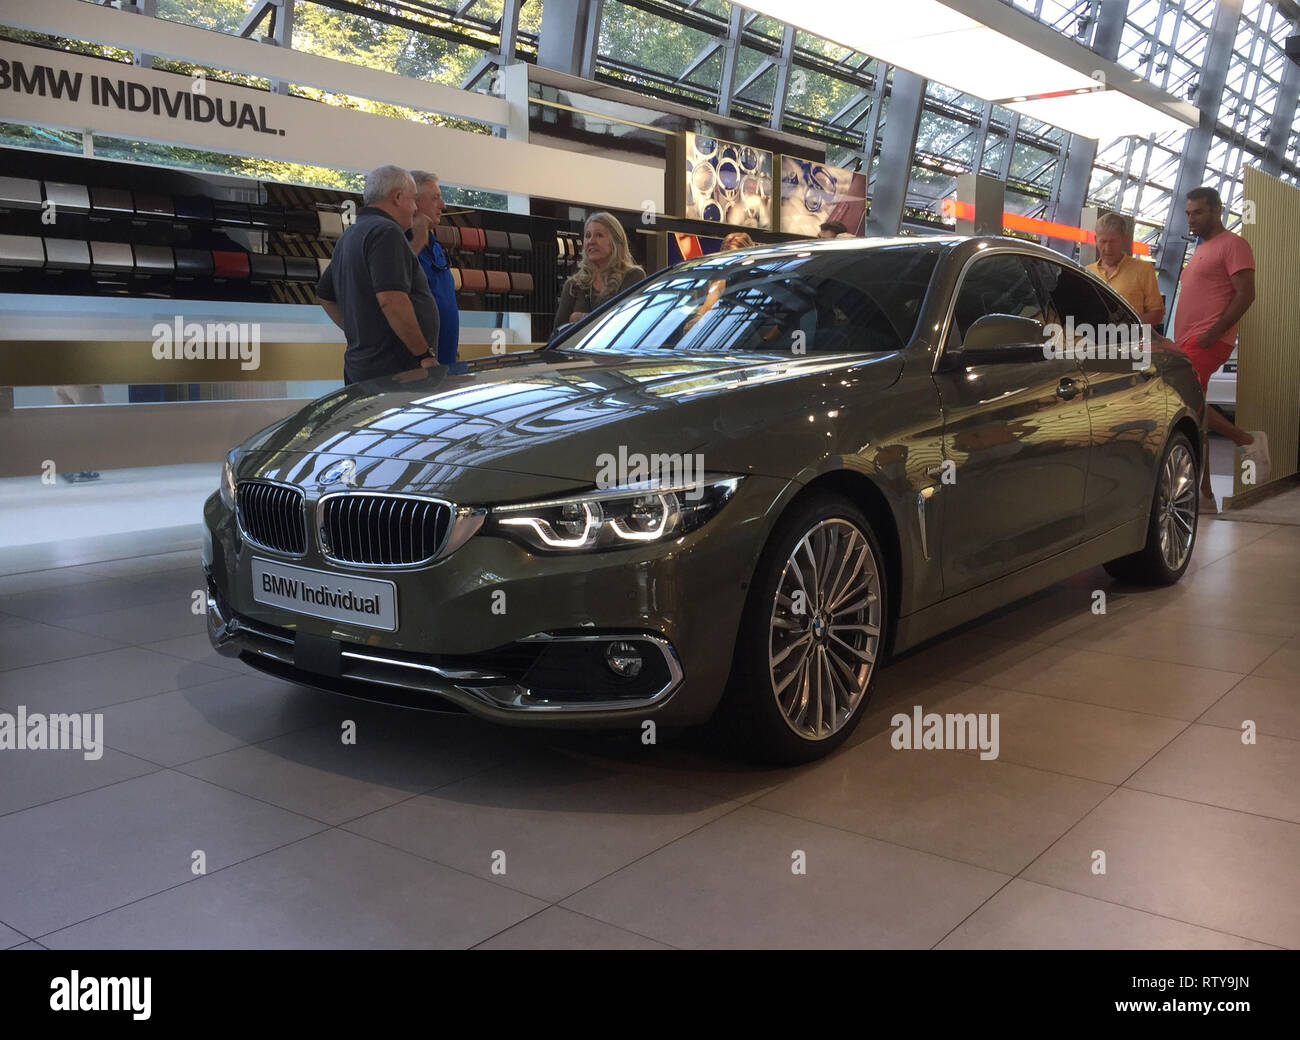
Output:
(1175, 336), (1235, 392)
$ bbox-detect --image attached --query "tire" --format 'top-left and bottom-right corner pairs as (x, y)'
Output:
(1102, 431), (1198, 585)
(716, 492), (889, 765)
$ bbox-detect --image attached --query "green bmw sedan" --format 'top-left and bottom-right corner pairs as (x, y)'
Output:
(204, 235), (1204, 763)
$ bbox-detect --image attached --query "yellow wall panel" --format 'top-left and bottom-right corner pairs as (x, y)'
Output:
(1230, 167), (1300, 504)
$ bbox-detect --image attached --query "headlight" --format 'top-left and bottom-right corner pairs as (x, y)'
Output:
(219, 453), (238, 510)
(486, 476), (742, 553)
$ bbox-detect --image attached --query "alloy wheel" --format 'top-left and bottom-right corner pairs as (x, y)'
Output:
(1157, 442), (1197, 571)
(767, 519), (882, 740)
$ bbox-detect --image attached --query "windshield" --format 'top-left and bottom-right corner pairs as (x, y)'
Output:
(551, 243), (942, 356)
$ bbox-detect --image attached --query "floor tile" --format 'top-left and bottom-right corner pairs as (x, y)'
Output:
(563, 805), (1009, 949)
(914, 685), (1187, 785)
(179, 713), (524, 825)
(0, 617), (123, 671)
(79, 551), (203, 580)
(1023, 788), (1300, 949)
(1200, 675), (1300, 741)
(1125, 724), (1300, 823)
(0, 647), (231, 714)
(970, 645), (1242, 720)
(475, 906), (673, 950)
(1060, 618), (1288, 674)
(937, 879), (1275, 949)
(141, 633), (247, 673)
(0, 747), (158, 817)
(541, 730), (805, 804)
(1252, 646), (1300, 681)
(0, 565), (121, 597)
(955, 580), (1162, 647)
(1144, 592), (1300, 639)
(346, 747), (740, 902)
(97, 672), (345, 767)
(51, 599), (208, 646)
(0, 770), (323, 937)
(755, 731), (1111, 874)
(42, 829), (543, 949)
(0, 571), (200, 625)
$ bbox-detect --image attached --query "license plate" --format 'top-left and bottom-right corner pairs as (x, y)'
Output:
(251, 558), (398, 632)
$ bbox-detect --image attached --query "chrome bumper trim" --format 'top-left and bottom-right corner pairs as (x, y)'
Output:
(207, 590), (682, 717)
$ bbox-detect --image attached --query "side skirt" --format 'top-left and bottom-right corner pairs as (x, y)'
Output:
(891, 517), (1148, 654)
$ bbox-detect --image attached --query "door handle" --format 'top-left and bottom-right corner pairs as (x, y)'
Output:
(1056, 377), (1080, 400)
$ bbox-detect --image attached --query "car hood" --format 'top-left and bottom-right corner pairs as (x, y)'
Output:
(236, 350), (902, 495)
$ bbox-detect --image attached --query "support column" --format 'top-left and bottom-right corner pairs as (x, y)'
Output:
(1156, 0), (1244, 305)
(1046, 0), (1127, 255)
(768, 25), (796, 132)
(237, 0), (296, 95)
(125, 0), (157, 70)
(1262, 21), (1300, 176)
(537, 0), (603, 79)
(499, 61), (532, 344)
(955, 173), (1005, 236)
(865, 70), (925, 237)
(716, 4), (743, 118)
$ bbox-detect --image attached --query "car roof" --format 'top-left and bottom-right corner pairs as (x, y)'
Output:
(699, 233), (1072, 260)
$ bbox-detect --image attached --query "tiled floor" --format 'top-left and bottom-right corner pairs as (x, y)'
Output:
(0, 503), (1297, 949)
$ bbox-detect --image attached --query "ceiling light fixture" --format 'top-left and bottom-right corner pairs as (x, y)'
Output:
(740, 0), (1197, 140)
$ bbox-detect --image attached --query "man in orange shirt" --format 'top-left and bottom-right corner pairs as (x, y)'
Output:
(1086, 212), (1164, 326)
(1173, 186), (1269, 512)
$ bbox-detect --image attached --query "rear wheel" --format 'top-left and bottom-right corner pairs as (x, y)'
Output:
(717, 492), (888, 765)
(1103, 431), (1198, 585)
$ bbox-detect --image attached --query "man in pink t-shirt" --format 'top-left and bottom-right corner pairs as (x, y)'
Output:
(1173, 186), (1270, 511)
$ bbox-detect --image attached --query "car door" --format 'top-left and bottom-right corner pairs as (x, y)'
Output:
(1032, 258), (1164, 535)
(932, 251), (1092, 595)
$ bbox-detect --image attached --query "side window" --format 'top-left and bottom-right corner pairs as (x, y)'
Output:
(1031, 259), (1145, 367)
(1031, 260), (1112, 329)
(951, 254), (1047, 345)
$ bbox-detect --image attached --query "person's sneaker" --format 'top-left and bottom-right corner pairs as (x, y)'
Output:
(1199, 491), (1218, 515)
(1238, 431), (1271, 485)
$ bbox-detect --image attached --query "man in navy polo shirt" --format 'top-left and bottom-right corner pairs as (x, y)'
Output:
(408, 171), (463, 372)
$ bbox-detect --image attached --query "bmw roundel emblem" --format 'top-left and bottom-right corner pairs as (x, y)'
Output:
(319, 458), (357, 487)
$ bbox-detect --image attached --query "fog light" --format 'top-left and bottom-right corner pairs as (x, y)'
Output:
(605, 641), (643, 678)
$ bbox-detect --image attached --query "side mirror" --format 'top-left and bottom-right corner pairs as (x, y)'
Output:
(945, 313), (1046, 367)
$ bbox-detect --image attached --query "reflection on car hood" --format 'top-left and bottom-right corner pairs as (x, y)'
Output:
(239, 350), (902, 487)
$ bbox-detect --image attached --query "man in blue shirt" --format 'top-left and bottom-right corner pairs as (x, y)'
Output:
(408, 170), (462, 370)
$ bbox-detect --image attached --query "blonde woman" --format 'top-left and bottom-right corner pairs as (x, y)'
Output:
(721, 231), (755, 251)
(554, 212), (646, 328)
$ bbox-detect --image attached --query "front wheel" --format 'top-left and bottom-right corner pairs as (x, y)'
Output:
(1103, 431), (1198, 585)
(717, 492), (888, 765)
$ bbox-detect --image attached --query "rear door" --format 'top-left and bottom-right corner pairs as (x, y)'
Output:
(933, 251), (1092, 594)
(1032, 258), (1163, 534)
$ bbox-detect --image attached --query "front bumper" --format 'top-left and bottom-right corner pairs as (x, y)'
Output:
(202, 474), (792, 728)
(207, 580), (684, 724)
